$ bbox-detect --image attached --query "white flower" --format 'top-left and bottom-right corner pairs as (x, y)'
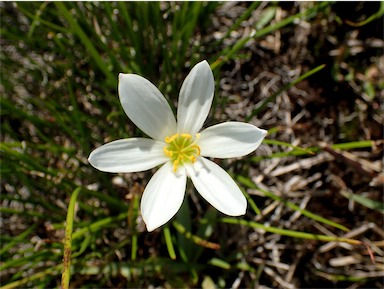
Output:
(88, 60), (267, 231)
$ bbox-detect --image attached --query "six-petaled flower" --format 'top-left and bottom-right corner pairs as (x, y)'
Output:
(88, 60), (267, 231)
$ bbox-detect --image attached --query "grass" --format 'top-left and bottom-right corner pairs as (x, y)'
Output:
(1, 2), (383, 288)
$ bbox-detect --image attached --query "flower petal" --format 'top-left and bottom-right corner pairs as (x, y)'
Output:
(177, 60), (214, 135)
(198, 122), (267, 158)
(88, 138), (168, 173)
(186, 157), (246, 216)
(119, 73), (177, 141)
(141, 162), (187, 231)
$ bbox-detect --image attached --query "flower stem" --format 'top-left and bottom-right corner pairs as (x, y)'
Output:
(61, 187), (81, 289)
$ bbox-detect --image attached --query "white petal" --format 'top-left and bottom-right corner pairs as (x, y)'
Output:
(198, 122), (267, 158)
(141, 162), (187, 231)
(88, 138), (168, 173)
(186, 157), (246, 216)
(177, 60), (214, 135)
(119, 74), (177, 141)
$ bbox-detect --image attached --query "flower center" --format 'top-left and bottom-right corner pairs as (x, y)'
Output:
(163, 133), (201, 172)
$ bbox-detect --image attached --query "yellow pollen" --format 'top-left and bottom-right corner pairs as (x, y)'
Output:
(163, 133), (201, 172)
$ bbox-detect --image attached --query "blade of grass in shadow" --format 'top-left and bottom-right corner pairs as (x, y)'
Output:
(82, 187), (128, 212)
(0, 264), (63, 289)
(34, 97), (84, 148)
(175, 197), (193, 261)
(345, 1), (384, 27)
(0, 250), (60, 272)
(191, 209), (217, 262)
(0, 208), (47, 220)
(246, 64), (326, 121)
(54, 2), (115, 85)
(211, 2), (331, 71)
(117, 2), (143, 73)
(71, 212), (128, 240)
(67, 81), (88, 150)
(0, 143), (58, 177)
(219, 2), (261, 43)
(0, 225), (36, 256)
(1, 98), (54, 144)
(61, 187), (81, 289)
(98, 2), (126, 72)
(237, 176), (350, 232)
(171, 2), (203, 69)
(173, 221), (220, 250)
(27, 2), (49, 38)
(16, 3), (69, 34)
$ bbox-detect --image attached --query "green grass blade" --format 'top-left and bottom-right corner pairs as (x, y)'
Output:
(251, 140), (377, 163)
(61, 187), (81, 289)
(243, 190), (261, 215)
(163, 226), (177, 260)
(263, 139), (316, 155)
(341, 190), (384, 214)
(221, 218), (360, 244)
(0, 265), (62, 289)
(71, 212), (128, 240)
(172, 221), (220, 250)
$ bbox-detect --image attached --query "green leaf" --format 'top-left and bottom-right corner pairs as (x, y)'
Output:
(341, 190), (384, 214)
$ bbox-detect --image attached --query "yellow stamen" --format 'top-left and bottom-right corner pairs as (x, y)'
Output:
(165, 134), (179, 143)
(163, 147), (173, 157)
(188, 155), (196, 162)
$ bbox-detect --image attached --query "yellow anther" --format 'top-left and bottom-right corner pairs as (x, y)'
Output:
(188, 155), (196, 162)
(165, 134), (179, 143)
(163, 147), (173, 157)
(181, 133), (192, 139)
(195, 146), (201, 156)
